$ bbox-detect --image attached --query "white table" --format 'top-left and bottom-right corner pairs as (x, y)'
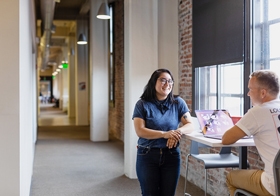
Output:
(184, 131), (255, 169)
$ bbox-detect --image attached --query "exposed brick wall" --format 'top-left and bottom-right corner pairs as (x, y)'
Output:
(109, 0), (125, 142)
(178, 0), (263, 195)
(178, 0), (193, 111)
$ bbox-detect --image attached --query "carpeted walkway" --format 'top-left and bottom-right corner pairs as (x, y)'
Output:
(30, 123), (207, 195)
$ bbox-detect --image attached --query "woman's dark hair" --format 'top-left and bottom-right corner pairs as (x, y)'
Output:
(140, 68), (177, 102)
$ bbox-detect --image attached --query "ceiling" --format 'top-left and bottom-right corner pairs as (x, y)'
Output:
(34, 0), (90, 72)
(35, 0), (90, 21)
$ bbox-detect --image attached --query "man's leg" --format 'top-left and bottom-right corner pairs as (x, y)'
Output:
(226, 169), (272, 196)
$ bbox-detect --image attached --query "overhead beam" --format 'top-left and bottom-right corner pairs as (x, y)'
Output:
(79, 0), (90, 15)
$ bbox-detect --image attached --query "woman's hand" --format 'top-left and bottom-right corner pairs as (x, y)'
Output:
(166, 138), (178, 148)
(164, 130), (182, 148)
(163, 130), (182, 140)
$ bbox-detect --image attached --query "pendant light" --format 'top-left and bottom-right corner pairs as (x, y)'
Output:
(77, 33), (87, 45)
(96, 1), (111, 20)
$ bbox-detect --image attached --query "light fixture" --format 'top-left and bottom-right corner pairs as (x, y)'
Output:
(96, 2), (111, 19)
(70, 48), (75, 56)
(51, 24), (56, 34)
(77, 33), (87, 45)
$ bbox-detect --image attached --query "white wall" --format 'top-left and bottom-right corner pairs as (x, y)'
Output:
(0, 0), (36, 195)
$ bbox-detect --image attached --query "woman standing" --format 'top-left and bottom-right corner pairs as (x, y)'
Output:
(132, 68), (194, 196)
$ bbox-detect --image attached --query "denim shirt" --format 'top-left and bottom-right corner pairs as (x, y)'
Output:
(132, 96), (189, 148)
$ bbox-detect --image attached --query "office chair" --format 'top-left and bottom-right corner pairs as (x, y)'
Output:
(184, 118), (249, 196)
(234, 189), (256, 196)
(274, 149), (280, 196)
(234, 148), (280, 196)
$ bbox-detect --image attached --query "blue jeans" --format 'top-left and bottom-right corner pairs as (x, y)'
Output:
(136, 146), (181, 196)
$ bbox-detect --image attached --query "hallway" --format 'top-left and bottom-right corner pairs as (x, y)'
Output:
(38, 103), (76, 126)
(31, 104), (205, 196)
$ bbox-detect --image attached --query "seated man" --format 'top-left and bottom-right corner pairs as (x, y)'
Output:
(222, 70), (280, 196)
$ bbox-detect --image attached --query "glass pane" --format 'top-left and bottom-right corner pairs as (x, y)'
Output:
(268, 0), (280, 21)
(269, 23), (280, 59)
(196, 66), (217, 110)
(222, 97), (243, 116)
(270, 60), (280, 73)
(221, 63), (243, 94)
(253, 0), (280, 71)
(109, 5), (115, 106)
(209, 67), (216, 93)
(110, 6), (113, 52)
(209, 96), (216, 109)
(220, 63), (243, 116)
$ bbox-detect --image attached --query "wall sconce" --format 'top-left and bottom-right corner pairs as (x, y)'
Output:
(51, 24), (56, 34)
(70, 48), (75, 56)
(96, 2), (111, 19)
(77, 33), (87, 45)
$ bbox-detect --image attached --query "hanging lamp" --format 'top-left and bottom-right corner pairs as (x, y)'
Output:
(96, 2), (111, 19)
(77, 33), (87, 45)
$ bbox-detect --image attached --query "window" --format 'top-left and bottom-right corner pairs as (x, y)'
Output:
(195, 63), (244, 116)
(253, 0), (280, 74)
(109, 4), (115, 107)
(193, 0), (280, 116)
(193, 0), (247, 116)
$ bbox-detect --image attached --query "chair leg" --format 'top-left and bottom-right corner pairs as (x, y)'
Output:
(204, 169), (207, 196)
(184, 154), (190, 195)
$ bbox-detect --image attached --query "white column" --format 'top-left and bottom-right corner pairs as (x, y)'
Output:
(89, 0), (109, 141)
(61, 47), (69, 112)
(68, 35), (76, 118)
(158, 0), (179, 94)
(124, 0), (158, 179)
(75, 19), (89, 125)
(0, 0), (36, 195)
(59, 64), (63, 110)
(52, 72), (60, 100)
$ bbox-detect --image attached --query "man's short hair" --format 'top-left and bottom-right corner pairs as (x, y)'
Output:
(250, 70), (279, 96)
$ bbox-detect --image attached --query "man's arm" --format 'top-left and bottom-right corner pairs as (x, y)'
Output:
(221, 125), (247, 145)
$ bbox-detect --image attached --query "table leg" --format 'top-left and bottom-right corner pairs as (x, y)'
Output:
(239, 146), (248, 169)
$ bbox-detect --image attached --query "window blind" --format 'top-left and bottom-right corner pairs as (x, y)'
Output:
(193, 0), (244, 67)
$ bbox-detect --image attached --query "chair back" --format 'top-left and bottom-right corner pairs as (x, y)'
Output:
(190, 140), (209, 154)
(274, 149), (280, 196)
(220, 147), (232, 154)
